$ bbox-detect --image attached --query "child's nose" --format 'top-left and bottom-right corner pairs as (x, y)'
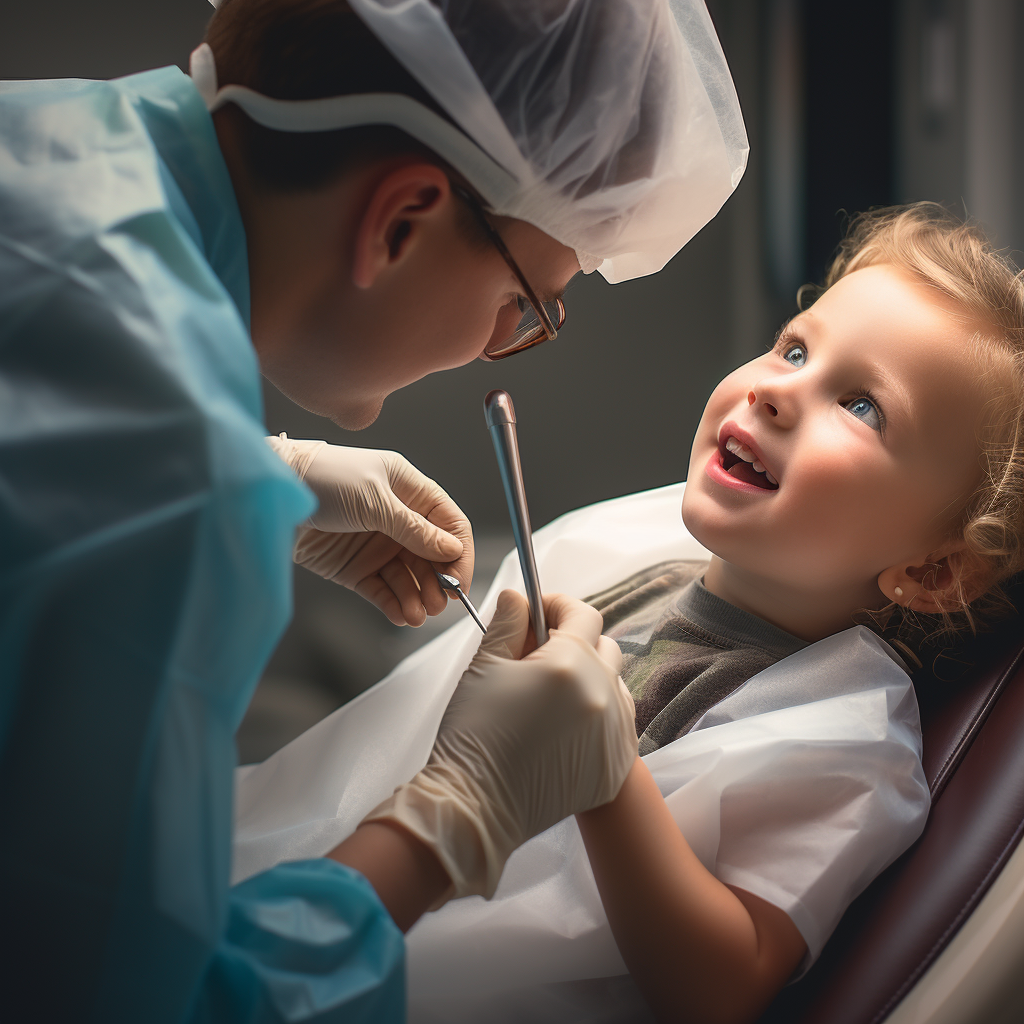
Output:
(747, 390), (779, 417)
(747, 376), (799, 425)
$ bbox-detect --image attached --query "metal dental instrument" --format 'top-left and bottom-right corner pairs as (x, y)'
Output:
(483, 389), (548, 647)
(435, 570), (487, 634)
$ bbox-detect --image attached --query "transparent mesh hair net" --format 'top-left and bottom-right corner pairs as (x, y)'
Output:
(349, 0), (747, 282)
(203, 0), (748, 283)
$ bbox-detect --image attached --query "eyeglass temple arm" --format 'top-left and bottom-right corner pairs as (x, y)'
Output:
(450, 184), (558, 340)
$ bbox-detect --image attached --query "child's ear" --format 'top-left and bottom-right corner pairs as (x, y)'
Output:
(877, 543), (989, 614)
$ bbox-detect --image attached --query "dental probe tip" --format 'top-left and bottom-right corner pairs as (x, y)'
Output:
(434, 570), (487, 634)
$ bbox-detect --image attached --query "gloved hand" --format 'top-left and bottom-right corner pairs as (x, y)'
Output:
(267, 436), (474, 626)
(363, 590), (638, 903)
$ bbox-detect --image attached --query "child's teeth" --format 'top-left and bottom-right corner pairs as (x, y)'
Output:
(725, 435), (774, 479)
(726, 437), (757, 463)
(724, 434), (778, 486)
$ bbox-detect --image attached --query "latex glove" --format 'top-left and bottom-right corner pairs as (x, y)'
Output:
(267, 436), (474, 626)
(363, 590), (638, 903)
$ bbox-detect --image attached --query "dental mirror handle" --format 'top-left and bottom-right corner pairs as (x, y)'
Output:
(484, 389), (548, 647)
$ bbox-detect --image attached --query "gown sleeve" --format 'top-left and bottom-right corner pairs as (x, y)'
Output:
(193, 860), (404, 1024)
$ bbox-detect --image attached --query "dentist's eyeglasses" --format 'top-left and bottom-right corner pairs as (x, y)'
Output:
(450, 183), (566, 360)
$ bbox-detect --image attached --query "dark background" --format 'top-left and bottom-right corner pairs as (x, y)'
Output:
(5, 0), (1022, 759)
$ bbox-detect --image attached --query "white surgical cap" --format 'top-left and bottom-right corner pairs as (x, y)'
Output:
(198, 0), (748, 283)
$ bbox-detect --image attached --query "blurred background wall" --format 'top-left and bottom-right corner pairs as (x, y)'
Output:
(4, 0), (1022, 760)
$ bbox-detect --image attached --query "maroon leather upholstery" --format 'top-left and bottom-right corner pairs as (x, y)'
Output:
(758, 613), (1024, 1024)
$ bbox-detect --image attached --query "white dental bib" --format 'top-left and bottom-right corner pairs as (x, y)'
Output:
(233, 483), (929, 1023)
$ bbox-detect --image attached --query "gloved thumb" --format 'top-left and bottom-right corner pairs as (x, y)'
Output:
(477, 590), (531, 660)
(387, 504), (464, 563)
(618, 678), (636, 721)
(596, 634), (624, 675)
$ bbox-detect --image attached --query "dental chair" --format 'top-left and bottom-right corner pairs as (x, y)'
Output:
(759, 579), (1024, 1024)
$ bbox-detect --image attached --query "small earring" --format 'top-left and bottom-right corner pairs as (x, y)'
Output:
(894, 587), (904, 600)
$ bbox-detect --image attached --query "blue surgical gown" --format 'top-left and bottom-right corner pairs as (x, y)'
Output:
(0, 67), (404, 1022)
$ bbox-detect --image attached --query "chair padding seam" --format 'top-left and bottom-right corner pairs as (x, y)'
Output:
(868, 814), (1024, 1024)
(929, 644), (1024, 800)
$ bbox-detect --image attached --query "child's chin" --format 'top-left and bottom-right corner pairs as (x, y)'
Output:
(680, 495), (717, 551)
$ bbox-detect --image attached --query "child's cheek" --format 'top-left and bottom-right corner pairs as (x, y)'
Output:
(783, 457), (895, 563)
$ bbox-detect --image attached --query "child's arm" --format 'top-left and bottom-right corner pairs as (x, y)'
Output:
(576, 758), (807, 1024)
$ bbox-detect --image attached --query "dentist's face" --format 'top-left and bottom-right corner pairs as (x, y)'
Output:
(682, 264), (990, 597)
(248, 167), (579, 430)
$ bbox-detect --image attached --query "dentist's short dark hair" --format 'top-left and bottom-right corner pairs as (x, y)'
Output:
(206, 0), (459, 191)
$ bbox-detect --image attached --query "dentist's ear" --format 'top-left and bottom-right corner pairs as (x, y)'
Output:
(877, 543), (989, 613)
(351, 163), (450, 289)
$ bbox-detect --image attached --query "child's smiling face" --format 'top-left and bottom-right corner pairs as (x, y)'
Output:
(682, 264), (992, 622)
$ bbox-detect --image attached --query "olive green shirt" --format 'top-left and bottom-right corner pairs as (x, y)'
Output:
(588, 561), (808, 756)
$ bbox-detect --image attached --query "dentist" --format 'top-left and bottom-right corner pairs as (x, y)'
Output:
(0, 1), (746, 1021)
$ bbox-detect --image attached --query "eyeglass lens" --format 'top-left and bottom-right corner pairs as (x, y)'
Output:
(484, 297), (566, 359)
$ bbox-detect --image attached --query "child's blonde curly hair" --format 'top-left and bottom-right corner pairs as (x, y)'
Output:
(801, 203), (1024, 650)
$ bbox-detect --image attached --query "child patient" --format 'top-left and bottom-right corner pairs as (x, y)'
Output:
(576, 204), (1024, 1024)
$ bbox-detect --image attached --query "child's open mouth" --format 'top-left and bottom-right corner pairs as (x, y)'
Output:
(719, 436), (779, 490)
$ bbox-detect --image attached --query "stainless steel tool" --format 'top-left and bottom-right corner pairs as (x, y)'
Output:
(483, 389), (548, 646)
(434, 570), (487, 634)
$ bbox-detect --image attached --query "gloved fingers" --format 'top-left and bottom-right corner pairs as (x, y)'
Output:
(352, 573), (408, 626)
(539, 593), (604, 648)
(476, 589), (531, 660)
(434, 509), (474, 594)
(398, 550), (448, 617)
(387, 503), (465, 565)
(435, 524), (475, 599)
(299, 445), (386, 533)
(384, 454), (475, 591)
(378, 558), (429, 627)
(266, 435), (326, 480)
(293, 525), (363, 582)
(313, 530), (415, 625)
(322, 532), (402, 590)
(353, 565), (423, 627)
(596, 634), (624, 675)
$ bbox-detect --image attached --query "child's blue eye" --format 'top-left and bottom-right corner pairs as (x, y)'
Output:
(844, 396), (882, 431)
(783, 344), (807, 367)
